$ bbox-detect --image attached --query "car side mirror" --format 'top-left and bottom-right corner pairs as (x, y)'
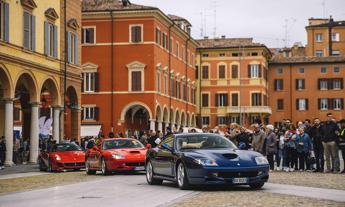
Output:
(146, 144), (151, 149)
(161, 143), (173, 153)
(92, 145), (99, 151)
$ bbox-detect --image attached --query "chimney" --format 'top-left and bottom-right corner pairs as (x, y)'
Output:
(122, 0), (131, 7)
(328, 15), (334, 56)
(204, 36), (209, 39)
(221, 35), (226, 39)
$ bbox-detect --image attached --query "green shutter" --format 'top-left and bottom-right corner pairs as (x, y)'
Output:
(53, 25), (58, 58)
(44, 21), (49, 55)
(31, 15), (36, 51)
(4, 3), (9, 42)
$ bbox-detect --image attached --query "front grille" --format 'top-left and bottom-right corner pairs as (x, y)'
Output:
(64, 162), (84, 167)
(217, 171), (258, 178)
(125, 162), (145, 167)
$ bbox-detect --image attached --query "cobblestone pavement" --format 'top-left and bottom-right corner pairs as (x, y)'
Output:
(269, 171), (345, 190)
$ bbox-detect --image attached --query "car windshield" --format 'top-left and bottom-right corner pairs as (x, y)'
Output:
(54, 143), (82, 152)
(176, 134), (237, 151)
(103, 139), (144, 150)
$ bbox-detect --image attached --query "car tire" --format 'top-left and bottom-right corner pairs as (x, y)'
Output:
(101, 158), (110, 176)
(249, 182), (265, 190)
(86, 160), (96, 175)
(146, 160), (163, 185)
(177, 162), (190, 190)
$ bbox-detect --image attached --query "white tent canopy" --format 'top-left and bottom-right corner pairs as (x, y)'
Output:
(81, 125), (102, 137)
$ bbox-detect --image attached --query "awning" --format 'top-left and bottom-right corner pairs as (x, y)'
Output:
(81, 125), (102, 137)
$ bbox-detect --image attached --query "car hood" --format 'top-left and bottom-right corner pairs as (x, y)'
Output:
(183, 149), (263, 167)
(52, 151), (85, 162)
(104, 148), (147, 158)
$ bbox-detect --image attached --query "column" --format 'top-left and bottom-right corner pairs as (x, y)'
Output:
(165, 123), (170, 130)
(4, 99), (14, 166)
(29, 102), (39, 163)
(52, 106), (60, 143)
(157, 121), (163, 132)
(150, 119), (156, 132)
(170, 122), (175, 130)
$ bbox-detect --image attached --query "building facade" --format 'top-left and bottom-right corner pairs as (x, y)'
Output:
(81, 0), (198, 136)
(196, 38), (272, 129)
(0, 0), (81, 165)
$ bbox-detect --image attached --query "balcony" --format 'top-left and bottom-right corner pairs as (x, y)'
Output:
(227, 106), (272, 114)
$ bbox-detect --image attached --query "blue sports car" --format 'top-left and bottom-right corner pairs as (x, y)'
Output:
(145, 133), (269, 190)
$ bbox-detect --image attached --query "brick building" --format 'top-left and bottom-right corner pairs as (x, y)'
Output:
(196, 37), (272, 128)
(81, 0), (198, 136)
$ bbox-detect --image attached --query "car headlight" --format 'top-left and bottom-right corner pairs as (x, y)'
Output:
(193, 158), (218, 166)
(55, 154), (61, 161)
(255, 156), (268, 165)
(111, 154), (124, 159)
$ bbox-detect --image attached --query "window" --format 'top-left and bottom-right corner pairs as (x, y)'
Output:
(249, 64), (260, 78)
(162, 33), (167, 49)
(216, 93), (228, 107)
(68, 32), (78, 64)
(334, 67), (340, 73)
(252, 52), (258, 56)
(130, 25), (142, 43)
(297, 99), (308, 111)
(202, 94), (209, 107)
(170, 77), (174, 97)
(83, 107), (95, 120)
(251, 93), (262, 106)
(320, 67), (327, 73)
(202, 117), (210, 125)
(131, 71), (142, 91)
(230, 116), (240, 124)
(82, 27), (95, 44)
(23, 11), (35, 51)
(176, 81), (181, 99)
(44, 21), (58, 58)
(219, 53), (225, 57)
(218, 65), (226, 79)
(156, 72), (161, 92)
(202, 53), (209, 57)
(191, 88), (196, 104)
(187, 50), (190, 64)
(83, 72), (96, 92)
(202, 66), (209, 79)
(175, 42), (179, 57)
(277, 99), (284, 110)
(333, 78), (342, 89)
(231, 65), (238, 79)
(316, 50), (323, 57)
(217, 117), (227, 125)
(231, 93), (239, 106)
(274, 79), (284, 91)
(232, 53), (239, 57)
(0, 2), (9, 42)
(299, 68), (304, 74)
(332, 33), (340, 41)
(320, 98), (328, 110)
(332, 50), (340, 56)
(250, 116), (261, 124)
(319, 79), (328, 90)
(181, 46), (185, 61)
(169, 37), (173, 52)
(164, 75), (167, 95)
(277, 68), (283, 74)
(155, 28), (161, 45)
(296, 79), (305, 90)
(315, 33), (323, 42)
(333, 98), (343, 110)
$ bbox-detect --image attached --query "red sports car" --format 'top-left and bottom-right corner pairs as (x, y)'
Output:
(85, 138), (147, 175)
(38, 143), (85, 172)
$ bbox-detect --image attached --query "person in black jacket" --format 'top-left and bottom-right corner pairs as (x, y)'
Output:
(339, 119), (345, 174)
(322, 113), (340, 173)
(0, 136), (6, 169)
(310, 118), (324, 172)
(236, 127), (252, 150)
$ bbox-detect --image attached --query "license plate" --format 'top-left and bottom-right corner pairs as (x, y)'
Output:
(134, 167), (145, 171)
(232, 177), (248, 184)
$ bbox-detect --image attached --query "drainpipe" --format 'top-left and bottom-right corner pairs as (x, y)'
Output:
(110, 10), (115, 132)
(61, 0), (67, 142)
(168, 23), (174, 123)
(185, 37), (191, 123)
(289, 63), (292, 121)
(198, 50), (202, 128)
(328, 16), (334, 56)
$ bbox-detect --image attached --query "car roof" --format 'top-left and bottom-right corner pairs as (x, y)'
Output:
(174, 133), (223, 137)
(102, 138), (137, 141)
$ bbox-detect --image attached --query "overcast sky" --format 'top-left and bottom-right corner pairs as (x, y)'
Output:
(134, 0), (345, 48)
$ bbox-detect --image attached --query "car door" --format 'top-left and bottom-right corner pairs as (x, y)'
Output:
(153, 136), (175, 177)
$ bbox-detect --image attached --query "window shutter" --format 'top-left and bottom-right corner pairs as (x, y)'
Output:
(302, 79), (305, 89)
(296, 99), (299, 110)
(53, 25), (58, 58)
(306, 99), (309, 110)
(340, 78), (344, 89)
(81, 74), (84, 92)
(341, 98), (344, 110)
(318, 79), (321, 90)
(225, 94), (228, 106)
(136, 27), (141, 42)
(295, 79), (298, 90)
(328, 79), (333, 90)
(44, 21), (49, 55)
(274, 80), (277, 91)
(215, 95), (219, 107)
(74, 34), (78, 64)
(318, 99), (321, 110)
(248, 65), (251, 78)
(258, 64), (262, 77)
(94, 107), (99, 121)
(94, 72), (99, 92)
(131, 26), (136, 42)
(23, 12), (30, 49)
(328, 98), (334, 110)
(31, 15), (36, 51)
(67, 32), (72, 63)
(81, 109), (84, 121)
(4, 3), (9, 42)
(281, 79), (284, 90)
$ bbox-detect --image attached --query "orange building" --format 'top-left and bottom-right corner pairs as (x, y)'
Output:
(196, 37), (272, 128)
(81, 0), (198, 136)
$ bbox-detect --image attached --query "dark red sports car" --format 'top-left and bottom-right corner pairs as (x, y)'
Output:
(38, 143), (85, 172)
(85, 138), (147, 175)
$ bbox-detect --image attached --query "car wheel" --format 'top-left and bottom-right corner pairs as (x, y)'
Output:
(146, 160), (163, 185)
(177, 162), (190, 190)
(101, 158), (110, 176)
(86, 160), (96, 175)
(249, 182), (265, 190)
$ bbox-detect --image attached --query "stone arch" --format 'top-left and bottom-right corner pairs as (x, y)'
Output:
(155, 104), (163, 122)
(120, 101), (153, 122)
(181, 111), (186, 127)
(163, 106), (169, 123)
(0, 64), (14, 98)
(14, 71), (39, 102)
(186, 112), (190, 127)
(175, 108), (181, 125)
(40, 77), (61, 106)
